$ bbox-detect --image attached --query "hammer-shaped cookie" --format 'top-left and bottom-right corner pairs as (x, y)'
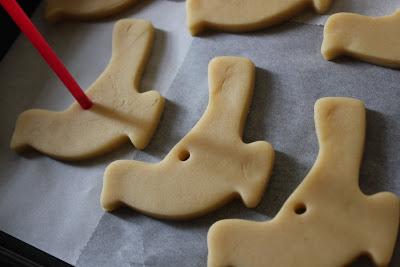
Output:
(322, 11), (400, 69)
(208, 97), (400, 267)
(11, 19), (164, 161)
(45, 0), (138, 22)
(187, 0), (334, 35)
(101, 57), (275, 219)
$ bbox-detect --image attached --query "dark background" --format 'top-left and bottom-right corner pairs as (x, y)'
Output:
(0, 0), (40, 59)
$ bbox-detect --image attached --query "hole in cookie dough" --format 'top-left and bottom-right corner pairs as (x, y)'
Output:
(178, 149), (190, 161)
(294, 203), (307, 215)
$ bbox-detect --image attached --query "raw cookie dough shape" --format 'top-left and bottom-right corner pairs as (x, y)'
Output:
(187, 0), (334, 35)
(45, 0), (139, 22)
(208, 97), (400, 267)
(101, 56), (275, 219)
(10, 19), (164, 161)
(322, 11), (400, 69)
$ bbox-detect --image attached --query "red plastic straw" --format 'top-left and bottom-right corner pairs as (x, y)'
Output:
(0, 0), (92, 109)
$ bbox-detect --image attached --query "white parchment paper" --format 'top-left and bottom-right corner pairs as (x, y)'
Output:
(0, 1), (399, 266)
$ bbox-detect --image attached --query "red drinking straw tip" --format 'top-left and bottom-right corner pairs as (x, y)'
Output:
(0, 0), (93, 109)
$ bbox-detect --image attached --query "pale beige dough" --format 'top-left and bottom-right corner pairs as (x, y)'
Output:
(45, 0), (139, 22)
(11, 19), (164, 161)
(208, 97), (400, 267)
(322, 11), (400, 69)
(186, 0), (334, 35)
(101, 56), (275, 219)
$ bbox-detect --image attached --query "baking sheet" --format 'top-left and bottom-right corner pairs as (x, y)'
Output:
(0, 0), (399, 266)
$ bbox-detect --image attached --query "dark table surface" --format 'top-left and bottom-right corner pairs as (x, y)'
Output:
(0, 0), (40, 60)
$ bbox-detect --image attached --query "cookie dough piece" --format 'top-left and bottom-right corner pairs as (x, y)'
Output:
(322, 11), (400, 69)
(101, 56), (275, 219)
(11, 19), (164, 161)
(208, 97), (400, 267)
(187, 0), (334, 35)
(45, 0), (139, 22)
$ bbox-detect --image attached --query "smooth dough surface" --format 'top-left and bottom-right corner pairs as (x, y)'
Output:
(101, 56), (275, 219)
(45, 0), (138, 22)
(322, 10), (400, 69)
(208, 97), (400, 267)
(186, 0), (334, 35)
(11, 19), (164, 161)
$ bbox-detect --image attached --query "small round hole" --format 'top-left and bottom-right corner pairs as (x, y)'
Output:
(178, 149), (190, 161)
(294, 203), (307, 215)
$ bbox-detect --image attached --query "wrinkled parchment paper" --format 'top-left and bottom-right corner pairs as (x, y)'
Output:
(0, 1), (399, 266)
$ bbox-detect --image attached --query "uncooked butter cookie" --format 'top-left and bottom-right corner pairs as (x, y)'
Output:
(45, 0), (139, 22)
(101, 56), (275, 219)
(187, 0), (334, 35)
(322, 11), (400, 69)
(11, 19), (164, 161)
(208, 97), (400, 267)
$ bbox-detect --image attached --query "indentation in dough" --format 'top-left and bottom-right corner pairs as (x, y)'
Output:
(294, 202), (307, 215)
(178, 149), (191, 161)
